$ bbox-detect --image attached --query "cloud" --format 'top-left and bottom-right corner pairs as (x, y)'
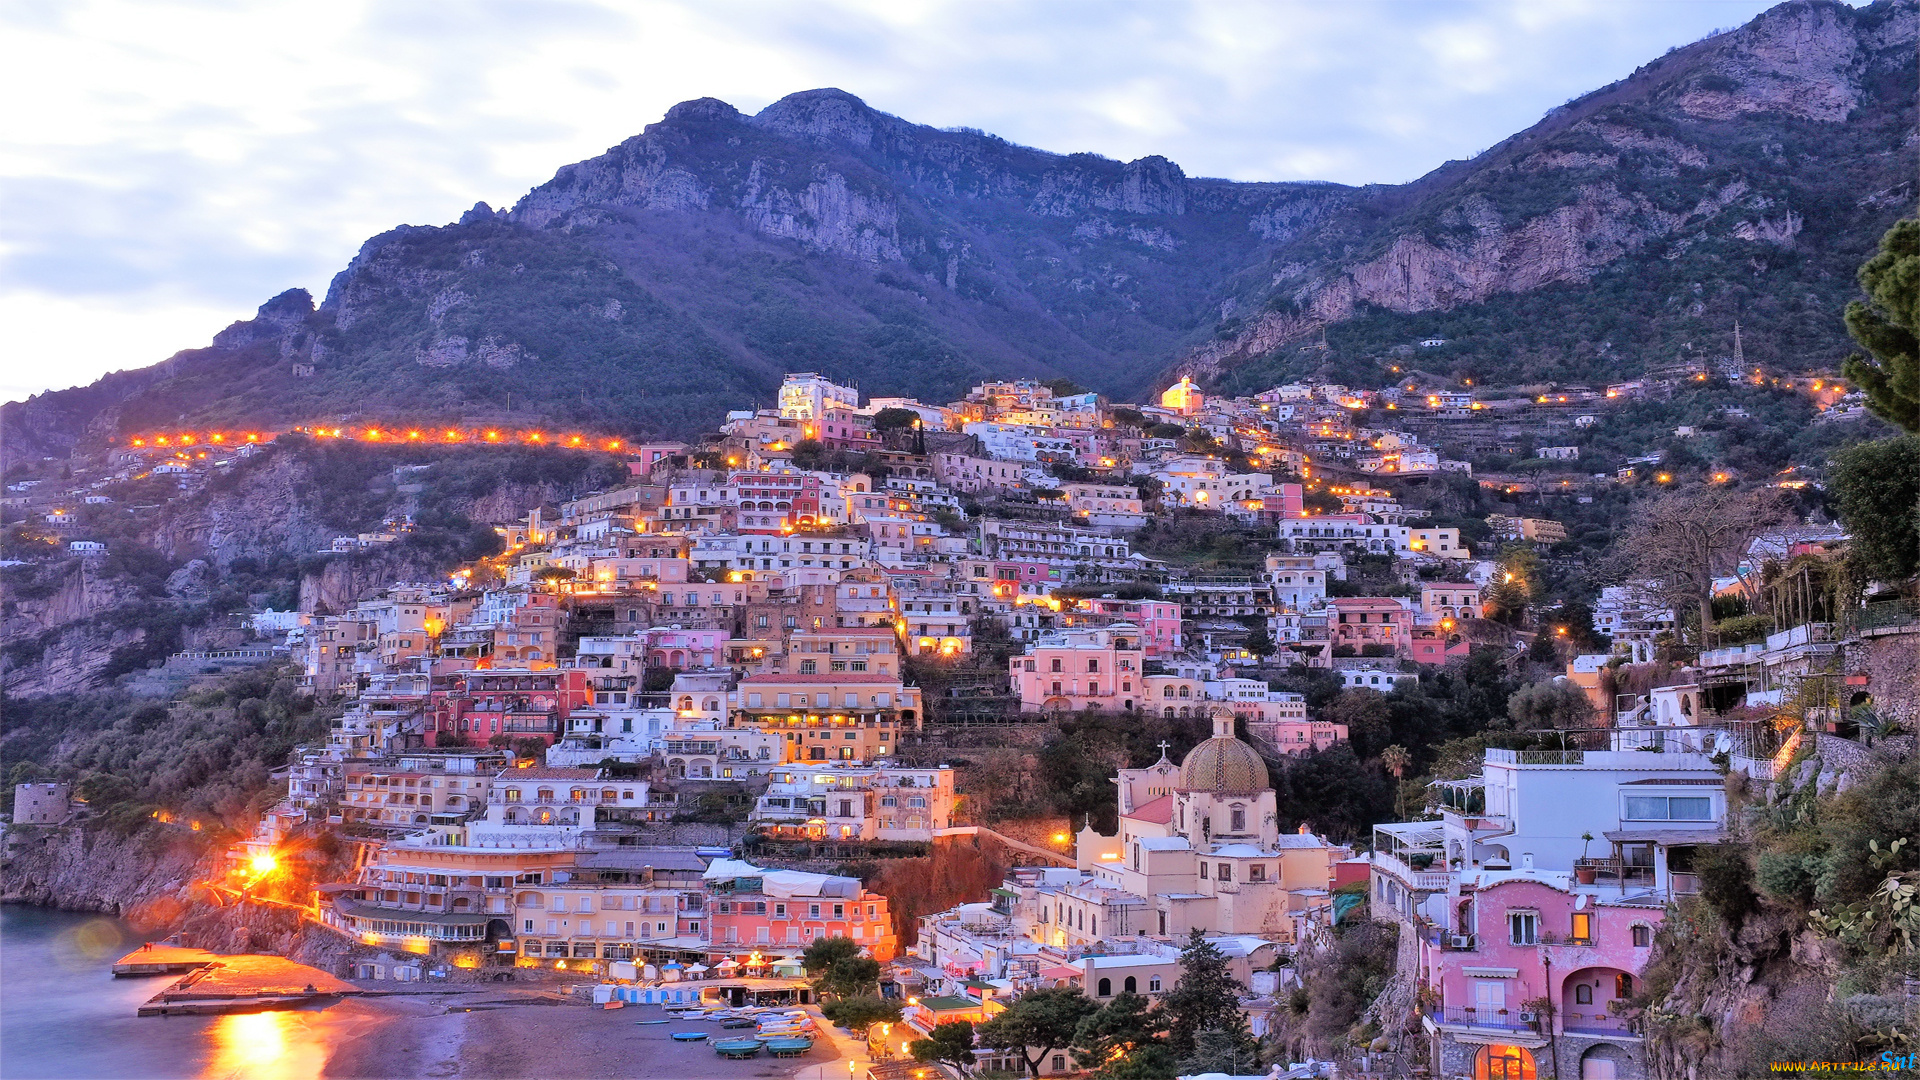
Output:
(0, 0), (1783, 403)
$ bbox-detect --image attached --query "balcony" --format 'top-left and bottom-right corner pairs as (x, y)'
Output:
(1572, 857), (1656, 888)
(1561, 1016), (1642, 1039)
(1370, 849), (1453, 892)
(1426, 1006), (1537, 1034)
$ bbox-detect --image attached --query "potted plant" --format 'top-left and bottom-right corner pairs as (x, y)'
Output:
(1575, 832), (1598, 884)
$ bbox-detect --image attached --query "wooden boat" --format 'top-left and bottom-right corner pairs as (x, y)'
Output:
(670, 1031), (710, 1042)
(764, 1037), (814, 1057)
(713, 1039), (765, 1059)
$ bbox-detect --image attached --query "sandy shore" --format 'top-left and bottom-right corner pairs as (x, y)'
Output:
(321, 992), (841, 1080)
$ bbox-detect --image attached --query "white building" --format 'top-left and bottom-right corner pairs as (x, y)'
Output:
(778, 373), (859, 420)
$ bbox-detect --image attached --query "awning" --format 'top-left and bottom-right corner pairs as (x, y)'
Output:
(1602, 828), (1722, 844)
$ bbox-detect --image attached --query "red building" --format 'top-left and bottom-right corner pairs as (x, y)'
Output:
(429, 668), (592, 747)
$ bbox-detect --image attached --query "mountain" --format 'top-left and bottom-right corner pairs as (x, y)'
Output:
(3, 0), (1913, 464)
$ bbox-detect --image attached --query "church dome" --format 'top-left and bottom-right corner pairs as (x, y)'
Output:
(1178, 707), (1269, 794)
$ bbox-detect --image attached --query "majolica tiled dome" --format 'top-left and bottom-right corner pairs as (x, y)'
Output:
(1179, 707), (1269, 794)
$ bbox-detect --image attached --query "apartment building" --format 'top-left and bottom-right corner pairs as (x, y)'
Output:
(427, 668), (593, 747)
(705, 859), (898, 961)
(732, 673), (922, 762)
(1421, 583), (1483, 621)
(1010, 625), (1147, 713)
(751, 761), (957, 841)
(1329, 597), (1415, 656)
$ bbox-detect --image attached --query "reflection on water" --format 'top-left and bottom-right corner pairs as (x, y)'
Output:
(0, 907), (344, 1080)
(203, 1010), (333, 1080)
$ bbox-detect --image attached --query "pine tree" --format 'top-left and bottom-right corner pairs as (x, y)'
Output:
(1162, 930), (1259, 1063)
(1842, 218), (1920, 433)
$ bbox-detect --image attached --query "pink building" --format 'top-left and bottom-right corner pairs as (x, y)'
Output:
(1010, 625), (1146, 713)
(1079, 598), (1183, 655)
(1330, 597), (1413, 656)
(704, 860), (898, 962)
(1409, 622), (1472, 666)
(1419, 873), (1659, 1080)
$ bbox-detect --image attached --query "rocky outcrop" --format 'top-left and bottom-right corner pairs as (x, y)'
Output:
(1, 824), (215, 922)
(1669, 0), (1870, 122)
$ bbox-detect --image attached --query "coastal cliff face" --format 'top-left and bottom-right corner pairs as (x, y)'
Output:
(1, 440), (617, 696)
(7, 0), (1910, 457)
(1, 823), (360, 966)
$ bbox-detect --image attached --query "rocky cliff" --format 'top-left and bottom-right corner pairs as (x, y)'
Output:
(1, 822), (362, 965)
(0, 439), (622, 696)
(1, 0), (1912, 461)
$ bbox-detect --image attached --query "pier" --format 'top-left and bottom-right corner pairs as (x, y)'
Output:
(114, 947), (358, 1016)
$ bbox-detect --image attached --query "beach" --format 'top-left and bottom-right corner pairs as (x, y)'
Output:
(321, 992), (843, 1080)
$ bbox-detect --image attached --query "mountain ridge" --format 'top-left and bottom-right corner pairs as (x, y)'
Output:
(3, 0), (1913, 466)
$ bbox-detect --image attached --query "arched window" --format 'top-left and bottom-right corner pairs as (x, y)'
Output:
(1163, 686), (1175, 699)
(1164, 707), (1175, 719)
(1124, 976), (1137, 994)
(1097, 977), (1112, 997)
(1178, 686), (1190, 698)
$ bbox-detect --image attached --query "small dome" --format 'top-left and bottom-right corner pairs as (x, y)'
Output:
(1179, 707), (1269, 793)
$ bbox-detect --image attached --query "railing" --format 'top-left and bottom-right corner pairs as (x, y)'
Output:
(1563, 1016), (1640, 1037)
(1573, 858), (1655, 887)
(1425, 930), (1476, 952)
(1427, 1006), (1534, 1032)
(1847, 600), (1919, 634)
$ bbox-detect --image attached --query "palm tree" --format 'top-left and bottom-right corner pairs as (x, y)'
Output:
(1381, 744), (1412, 819)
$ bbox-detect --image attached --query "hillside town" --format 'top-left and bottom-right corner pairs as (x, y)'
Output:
(4, 362), (1916, 1080)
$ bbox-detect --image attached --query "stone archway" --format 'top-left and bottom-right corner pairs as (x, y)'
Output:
(1578, 1043), (1629, 1079)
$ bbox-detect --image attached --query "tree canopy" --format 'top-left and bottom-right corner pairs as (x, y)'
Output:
(1827, 435), (1920, 586)
(1842, 217), (1920, 433)
(1161, 930), (1257, 1064)
(872, 407), (920, 431)
(976, 986), (1098, 1077)
(910, 1020), (977, 1076)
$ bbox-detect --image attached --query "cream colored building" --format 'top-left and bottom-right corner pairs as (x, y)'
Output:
(1075, 708), (1339, 942)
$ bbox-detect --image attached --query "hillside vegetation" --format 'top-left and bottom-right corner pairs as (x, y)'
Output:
(4, 1), (1913, 462)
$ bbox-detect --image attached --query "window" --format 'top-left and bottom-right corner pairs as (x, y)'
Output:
(1148, 976), (1161, 992)
(1230, 806), (1246, 832)
(1123, 976), (1136, 994)
(799, 660), (816, 674)
(1575, 983), (1593, 1005)
(1249, 864), (1267, 883)
(1623, 795), (1713, 821)
(1616, 973), (1633, 999)
(1570, 912), (1592, 944)
(1508, 911), (1537, 945)
(1098, 977), (1112, 997)
(1631, 924), (1653, 948)
(1218, 863), (1232, 882)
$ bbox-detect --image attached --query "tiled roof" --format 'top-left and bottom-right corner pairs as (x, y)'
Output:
(1123, 794), (1174, 824)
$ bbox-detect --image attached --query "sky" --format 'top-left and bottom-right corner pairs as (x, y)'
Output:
(0, 0), (1790, 407)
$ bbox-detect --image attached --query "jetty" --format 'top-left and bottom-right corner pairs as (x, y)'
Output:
(111, 943), (221, 976)
(114, 948), (358, 1016)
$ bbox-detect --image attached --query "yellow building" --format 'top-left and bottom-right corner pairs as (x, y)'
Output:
(1160, 376), (1204, 416)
